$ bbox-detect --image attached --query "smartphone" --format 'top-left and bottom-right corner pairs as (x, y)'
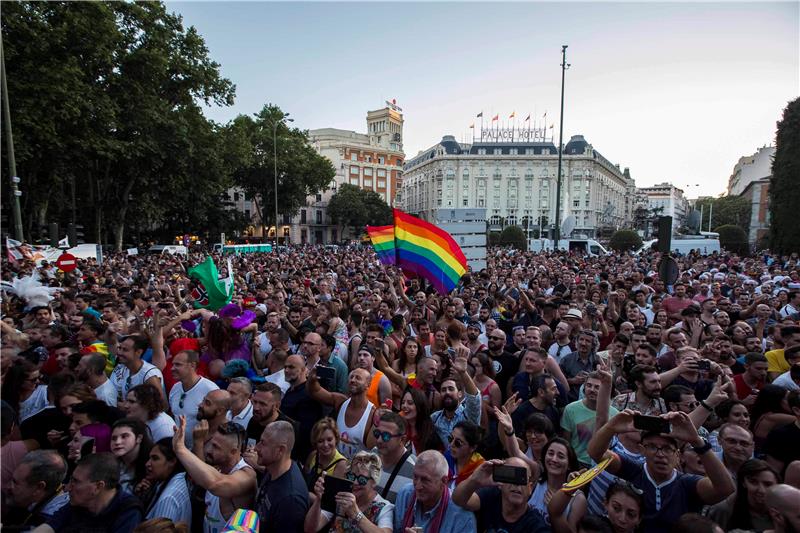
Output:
(321, 476), (354, 513)
(246, 438), (256, 449)
(492, 465), (528, 485)
(316, 366), (336, 390)
(633, 414), (671, 434)
(158, 302), (171, 309)
(81, 437), (95, 458)
(695, 360), (711, 371)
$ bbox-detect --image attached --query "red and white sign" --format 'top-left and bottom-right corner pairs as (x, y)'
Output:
(55, 253), (78, 273)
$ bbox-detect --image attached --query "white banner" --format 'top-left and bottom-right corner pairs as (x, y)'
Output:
(127, 248), (139, 256)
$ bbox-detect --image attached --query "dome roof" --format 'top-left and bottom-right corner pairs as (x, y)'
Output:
(564, 135), (589, 155)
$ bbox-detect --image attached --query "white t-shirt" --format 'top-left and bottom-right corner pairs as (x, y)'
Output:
(19, 385), (49, 422)
(169, 377), (219, 448)
(112, 361), (164, 402)
(320, 493), (394, 528)
(227, 401), (254, 430)
(772, 371), (799, 391)
(264, 369), (290, 396)
(94, 379), (118, 406)
(148, 411), (177, 442)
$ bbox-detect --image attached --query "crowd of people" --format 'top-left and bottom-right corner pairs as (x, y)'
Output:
(2, 243), (800, 533)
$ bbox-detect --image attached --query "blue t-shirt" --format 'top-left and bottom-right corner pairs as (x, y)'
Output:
(615, 454), (704, 533)
(254, 462), (309, 533)
(47, 489), (142, 533)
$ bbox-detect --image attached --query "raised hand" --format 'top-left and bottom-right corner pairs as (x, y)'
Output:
(503, 392), (522, 415)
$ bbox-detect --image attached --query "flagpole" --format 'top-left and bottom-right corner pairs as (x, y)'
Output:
(554, 45), (569, 245)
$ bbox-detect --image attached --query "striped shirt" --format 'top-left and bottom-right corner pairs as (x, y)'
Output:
(587, 436), (645, 516)
(146, 472), (192, 528)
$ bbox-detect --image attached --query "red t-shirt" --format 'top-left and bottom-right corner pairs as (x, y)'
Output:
(733, 373), (762, 400)
(662, 296), (692, 317)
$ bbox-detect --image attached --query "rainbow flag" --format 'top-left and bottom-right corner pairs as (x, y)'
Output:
(366, 225), (396, 265)
(393, 209), (468, 294)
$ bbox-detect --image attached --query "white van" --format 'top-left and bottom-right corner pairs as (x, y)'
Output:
(529, 238), (609, 257)
(148, 245), (188, 256)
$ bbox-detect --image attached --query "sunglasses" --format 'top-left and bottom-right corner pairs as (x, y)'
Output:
(447, 435), (466, 448)
(179, 392), (187, 409)
(345, 471), (370, 486)
(372, 429), (403, 443)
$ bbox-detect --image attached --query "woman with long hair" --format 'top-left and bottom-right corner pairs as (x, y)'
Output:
(444, 420), (485, 488)
(708, 399), (750, 452)
(57, 383), (97, 417)
(391, 338), (423, 406)
(2, 358), (48, 422)
(469, 351), (501, 412)
(529, 437), (587, 528)
(124, 384), (175, 442)
(111, 417), (153, 493)
(304, 417), (347, 489)
(399, 388), (441, 455)
(138, 438), (192, 527)
(750, 385), (794, 448)
(707, 459), (778, 531)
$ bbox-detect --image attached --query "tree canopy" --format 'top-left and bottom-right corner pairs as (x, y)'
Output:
(693, 196), (751, 236)
(609, 229), (643, 252)
(769, 97), (800, 254)
(327, 183), (393, 239)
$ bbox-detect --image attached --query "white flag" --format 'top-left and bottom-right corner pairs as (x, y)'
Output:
(58, 236), (70, 248)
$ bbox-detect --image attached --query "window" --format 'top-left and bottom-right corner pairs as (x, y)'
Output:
(316, 210), (322, 224)
(350, 177), (359, 185)
(316, 194), (322, 202)
(283, 227), (290, 237)
(233, 192), (240, 202)
(478, 148), (487, 155)
(573, 200), (580, 208)
(350, 153), (357, 161)
(542, 148), (550, 155)
(510, 148), (518, 155)
(300, 210), (307, 224)
(377, 169), (386, 178)
(378, 156), (385, 164)
(493, 148), (502, 155)
(364, 178), (373, 187)
(463, 198), (469, 206)
(351, 166), (359, 175)
(377, 179), (386, 188)
(478, 199), (485, 207)
(364, 168), (373, 176)
(525, 148), (534, 155)
(365, 155), (372, 163)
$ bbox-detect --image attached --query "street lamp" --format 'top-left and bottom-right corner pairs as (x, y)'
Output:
(271, 113), (293, 244)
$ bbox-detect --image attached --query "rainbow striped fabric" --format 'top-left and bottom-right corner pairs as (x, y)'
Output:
(223, 509), (260, 533)
(393, 209), (467, 294)
(366, 225), (397, 265)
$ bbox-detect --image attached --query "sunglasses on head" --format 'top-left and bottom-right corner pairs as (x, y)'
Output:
(345, 471), (370, 486)
(372, 429), (403, 443)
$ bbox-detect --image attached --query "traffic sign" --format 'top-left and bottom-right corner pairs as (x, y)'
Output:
(55, 253), (78, 273)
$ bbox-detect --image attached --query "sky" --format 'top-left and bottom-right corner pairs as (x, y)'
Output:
(166, 1), (799, 198)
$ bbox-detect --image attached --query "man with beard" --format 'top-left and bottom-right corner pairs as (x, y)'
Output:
(244, 382), (295, 469)
(111, 334), (163, 403)
(169, 350), (219, 449)
(173, 416), (257, 533)
(511, 373), (561, 434)
(561, 371), (619, 467)
(431, 355), (480, 448)
(192, 389), (232, 458)
(465, 321), (486, 356)
(452, 457), (548, 533)
(77, 353), (117, 406)
(612, 364), (667, 415)
(547, 321), (575, 363)
(559, 329), (600, 402)
(280, 354), (322, 462)
(307, 366), (375, 459)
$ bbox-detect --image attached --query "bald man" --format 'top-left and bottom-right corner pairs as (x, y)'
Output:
(192, 389), (232, 457)
(765, 484), (800, 533)
(280, 354), (323, 461)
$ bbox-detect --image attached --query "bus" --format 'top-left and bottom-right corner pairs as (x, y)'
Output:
(212, 243), (273, 255)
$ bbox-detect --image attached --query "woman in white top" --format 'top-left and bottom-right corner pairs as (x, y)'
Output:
(305, 450), (394, 533)
(125, 383), (176, 442)
(139, 437), (192, 528)
(3, 359), (49, 422)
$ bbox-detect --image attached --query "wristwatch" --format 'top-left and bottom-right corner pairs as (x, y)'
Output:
(352, 511), (365, 523)
(691, 439), (712, 455)
(699, 399), (713, 411)
(504, 428), (515, 437)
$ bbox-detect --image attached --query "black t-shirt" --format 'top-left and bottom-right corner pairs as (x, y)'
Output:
(254, 461), (309, 533)
(21, 406), (70, 452)
(764, 421), (800, 471)
(511, 400), (561, 436)
(280, 382), (322, 461)
(477, 486), (550, 533)
(490, 350), (520, 395)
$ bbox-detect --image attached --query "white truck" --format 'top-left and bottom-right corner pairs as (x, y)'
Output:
(528, 238), (610, 257)
(635, 232), (721, 255)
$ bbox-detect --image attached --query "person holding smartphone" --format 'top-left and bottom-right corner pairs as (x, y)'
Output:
(452, 457), (549, 533)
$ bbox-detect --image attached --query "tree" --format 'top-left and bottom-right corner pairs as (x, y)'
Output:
(693, 196), (751, 236)
(716, 224), (749, 256)
(228, 105), (335, 235)
(609, 229), (643, 252)
(1, 2), (237, 249)
(632, 205), (664, 237)
(499, 226), (527, 251)
(770, 97), (800, 254)
(328, 184), (392, 239)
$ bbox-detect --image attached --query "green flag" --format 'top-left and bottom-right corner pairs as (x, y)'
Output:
(187, 257), (234, 311)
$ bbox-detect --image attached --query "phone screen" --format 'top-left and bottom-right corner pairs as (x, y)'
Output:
(492, 465), (528, 485)
(633, 415), (671, 434)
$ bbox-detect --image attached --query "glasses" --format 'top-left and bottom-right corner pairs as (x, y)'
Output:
(345, 471), (370, 486)
(489, 336), (504, 341)
(179, 392), (187, 409)
(372, 429), (403, 443)
(722, 437), (754, 448)
(641, 443), (677, 456)
(679, 400), (699, 410)
(448, 435), (466, 448)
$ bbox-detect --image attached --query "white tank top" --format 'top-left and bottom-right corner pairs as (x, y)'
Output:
(204, 458), (250, 533)
(336, 398), (372, 460)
